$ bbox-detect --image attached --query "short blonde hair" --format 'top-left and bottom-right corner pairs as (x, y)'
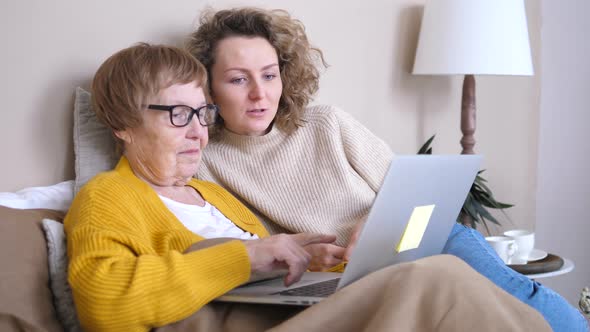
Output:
(91, 43), (209, 151)
(187, 7), (327, 134)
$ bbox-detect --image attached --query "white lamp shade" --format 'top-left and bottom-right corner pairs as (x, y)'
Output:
(413, 0), (534, 76)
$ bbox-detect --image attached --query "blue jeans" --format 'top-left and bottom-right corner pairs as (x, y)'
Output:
(443, 223), (588, 332)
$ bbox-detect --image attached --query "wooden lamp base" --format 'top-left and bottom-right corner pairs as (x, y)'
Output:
(461, 74), (476, 155)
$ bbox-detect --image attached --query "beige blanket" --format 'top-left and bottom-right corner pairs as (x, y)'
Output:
(156, 255), (551, 332)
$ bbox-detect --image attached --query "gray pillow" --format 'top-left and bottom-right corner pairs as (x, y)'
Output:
(42, 218), (82, 332)
(73, 87), (118, 193)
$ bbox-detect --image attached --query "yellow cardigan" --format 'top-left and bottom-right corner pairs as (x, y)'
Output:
(64, 157), (269, 332)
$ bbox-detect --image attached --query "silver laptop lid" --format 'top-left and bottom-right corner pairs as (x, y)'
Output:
(338, 155), (481, 288)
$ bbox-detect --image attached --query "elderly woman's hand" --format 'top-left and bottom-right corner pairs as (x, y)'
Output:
(244, 233), (336, 286)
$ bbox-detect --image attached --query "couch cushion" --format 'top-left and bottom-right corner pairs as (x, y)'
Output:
(73, 87), (118, 194)
(0, 206), (65, 332)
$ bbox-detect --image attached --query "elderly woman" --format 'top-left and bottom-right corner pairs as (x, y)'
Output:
(64, 44), (552, 332)
(188, 7), (587, 332)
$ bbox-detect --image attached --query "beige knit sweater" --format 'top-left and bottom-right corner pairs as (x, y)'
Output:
(197, 105), (393, 246)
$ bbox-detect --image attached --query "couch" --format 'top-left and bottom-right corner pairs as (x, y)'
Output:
(0, 206), (66, 331)
(0, 177), (80, 332)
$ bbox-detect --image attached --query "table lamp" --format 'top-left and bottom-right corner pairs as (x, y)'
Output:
(412, 0), (534, 154)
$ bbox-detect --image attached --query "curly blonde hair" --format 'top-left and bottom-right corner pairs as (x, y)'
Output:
(187, 7), (327, 134)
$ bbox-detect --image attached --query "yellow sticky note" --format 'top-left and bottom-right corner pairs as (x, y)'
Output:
(395, 205), (435, 253)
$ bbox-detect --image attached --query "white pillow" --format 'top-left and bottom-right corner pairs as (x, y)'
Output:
(42, 218), (83, 332)
(0, 180), (74, 212)
(73, 87), (118, 194)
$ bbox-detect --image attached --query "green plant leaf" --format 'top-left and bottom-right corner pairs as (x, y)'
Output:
(473, 201), (501, 225)
(462, 194), (479, 219)
(477, 176), (488, 184)
(477, 192), (499, 208)
(417, 135), (436, 155)
(476, 179), (492, 192)
(478, 191), (513, 209)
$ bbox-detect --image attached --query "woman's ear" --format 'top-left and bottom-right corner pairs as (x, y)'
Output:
(114, 129), (132, 144)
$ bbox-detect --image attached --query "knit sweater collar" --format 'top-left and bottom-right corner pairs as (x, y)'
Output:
(114, 156), (267, 234)
(216, 124), (287, 148)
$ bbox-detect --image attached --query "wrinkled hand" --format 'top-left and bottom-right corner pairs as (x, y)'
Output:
(344, 220), (366, 261)
(304, 243), (345, 271)
(244, 233), (336, 286)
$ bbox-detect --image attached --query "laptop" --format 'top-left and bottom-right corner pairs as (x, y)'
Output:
(215, 155), (482, 306)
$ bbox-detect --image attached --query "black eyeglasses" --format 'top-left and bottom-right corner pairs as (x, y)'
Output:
(147, 104), (219, 127)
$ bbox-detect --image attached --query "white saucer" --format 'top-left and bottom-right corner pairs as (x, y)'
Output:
(509, 257), (528, 265)
(527, 249), (548, 262)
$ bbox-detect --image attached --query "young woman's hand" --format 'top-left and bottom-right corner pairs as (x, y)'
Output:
(344, 220), (366, 261)
(304, 242), (345, 271)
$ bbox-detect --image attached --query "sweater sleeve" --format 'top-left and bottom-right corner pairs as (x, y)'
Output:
(334, 107), (394, 192)
(65, 185), (251, 331)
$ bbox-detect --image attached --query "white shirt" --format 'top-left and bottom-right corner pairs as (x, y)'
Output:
(159, 195), (259, 240)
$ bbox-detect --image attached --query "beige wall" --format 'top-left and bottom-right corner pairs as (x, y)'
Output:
(536, 0), (590, 306)
(0, 0), (541, 234)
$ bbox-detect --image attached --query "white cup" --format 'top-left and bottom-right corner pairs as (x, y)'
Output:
(504, 229), (535, 261)
(485, 236), (518, 264)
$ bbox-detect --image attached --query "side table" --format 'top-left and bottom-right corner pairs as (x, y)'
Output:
(525, 258), (574, 280)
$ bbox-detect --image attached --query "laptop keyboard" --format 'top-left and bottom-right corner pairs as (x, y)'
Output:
(275, 278), (340, 297)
